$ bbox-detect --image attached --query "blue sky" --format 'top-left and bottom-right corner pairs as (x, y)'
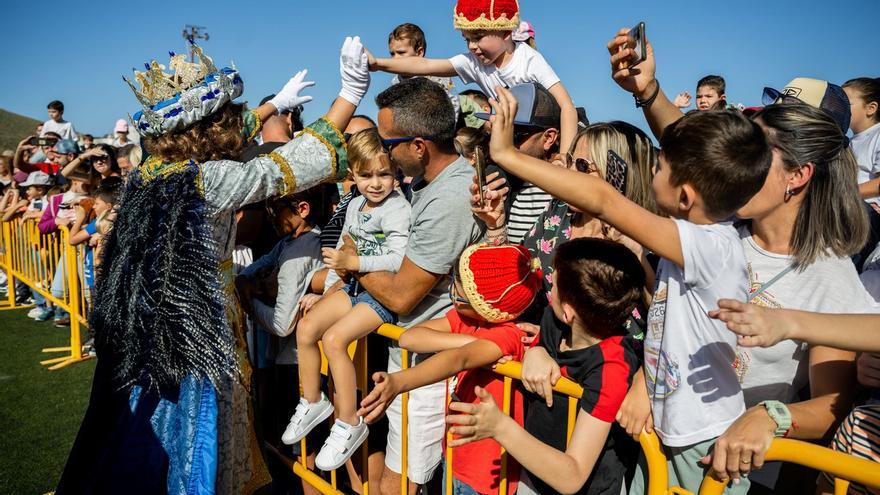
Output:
(1, 0), (876, 137)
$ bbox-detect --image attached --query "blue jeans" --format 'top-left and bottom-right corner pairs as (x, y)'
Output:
(343, 282), (397, 324)
(441, 461), (483, 495)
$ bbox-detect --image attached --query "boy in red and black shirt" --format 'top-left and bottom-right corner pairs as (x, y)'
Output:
(447, 238), (646, 495)
(358, 243), (542, 495)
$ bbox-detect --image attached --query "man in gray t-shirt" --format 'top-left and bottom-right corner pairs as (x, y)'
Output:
(350, 78), (483, 492)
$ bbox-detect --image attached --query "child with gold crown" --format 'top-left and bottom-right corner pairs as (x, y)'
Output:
(56, 37), (370, 495)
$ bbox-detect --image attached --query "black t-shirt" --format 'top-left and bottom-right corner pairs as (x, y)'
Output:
(523, 308), (642, 495)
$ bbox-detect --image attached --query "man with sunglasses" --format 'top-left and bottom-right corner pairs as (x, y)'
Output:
(475, 83), (561, 244)
(351, 77), (484, 494)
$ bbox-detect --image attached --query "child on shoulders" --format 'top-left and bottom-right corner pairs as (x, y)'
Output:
(366, 0), (577, 153)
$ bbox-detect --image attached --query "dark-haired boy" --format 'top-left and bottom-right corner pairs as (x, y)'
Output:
(487, 86), (772, 494)
(41, 100), (78, 141)
(387, 23), (458, 117)
(674, 75), (728, 111)
(446, 238), (646, 495)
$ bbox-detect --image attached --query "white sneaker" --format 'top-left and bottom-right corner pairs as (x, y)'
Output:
(315, 418), (369, 471)
(27, 307), (41, 319)
(281, 394), (334, 445)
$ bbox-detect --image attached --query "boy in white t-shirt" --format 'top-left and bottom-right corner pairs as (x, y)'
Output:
(365, 0), (577, 154)
(40, 100), (78, 141)
(485, 87), (773, 494)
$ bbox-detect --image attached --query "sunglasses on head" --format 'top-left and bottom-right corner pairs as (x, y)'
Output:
(762, 87), (803, 106)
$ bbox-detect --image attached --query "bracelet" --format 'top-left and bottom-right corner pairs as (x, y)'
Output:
(634, 80), (660, 108)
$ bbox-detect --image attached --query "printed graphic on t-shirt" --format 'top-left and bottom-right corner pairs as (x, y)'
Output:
(348, 213), (387, 257)
(645, 285), (680, 399)
(735, 263), (783, 383)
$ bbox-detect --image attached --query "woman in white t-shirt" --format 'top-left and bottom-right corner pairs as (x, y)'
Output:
(607, 36), (871, 491)
(708, 103), (873, 492)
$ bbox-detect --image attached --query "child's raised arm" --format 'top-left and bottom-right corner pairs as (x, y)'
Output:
(448, 386), (612, 495)
(357, 338), (507, 423)
(398, 317), (477, 354)
(369, 51), (457, 78)
(488, 86), (684, 267)
(547, 82), (578, 160)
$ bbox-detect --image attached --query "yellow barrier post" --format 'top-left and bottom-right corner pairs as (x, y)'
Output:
(31, 224), (93, 370)
(0, 221), (18, 309)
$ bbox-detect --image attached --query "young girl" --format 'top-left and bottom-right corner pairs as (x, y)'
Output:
(844, 78), (880, 201)
(286, 128), (411, 471)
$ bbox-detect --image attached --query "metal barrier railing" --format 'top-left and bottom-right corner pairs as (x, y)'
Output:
(2, 217), (878, 494)
(283, 323), (880, 495)
(0, 219), (91, 370)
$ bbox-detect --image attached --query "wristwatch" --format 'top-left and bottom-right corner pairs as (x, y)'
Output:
(759, 400), (792, 437)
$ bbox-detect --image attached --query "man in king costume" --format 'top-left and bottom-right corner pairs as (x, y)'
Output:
(55, 37), (372, 494)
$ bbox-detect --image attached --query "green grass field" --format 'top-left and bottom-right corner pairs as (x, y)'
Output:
(0, 307), (95, 495)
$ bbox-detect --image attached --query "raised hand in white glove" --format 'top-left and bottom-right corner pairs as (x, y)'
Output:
(269, 70), (315, 114)
(339, 36), (370, 106)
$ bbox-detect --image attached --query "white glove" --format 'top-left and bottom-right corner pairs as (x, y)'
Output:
(339, 36), (370, 106)
(269, 70), (315, 114)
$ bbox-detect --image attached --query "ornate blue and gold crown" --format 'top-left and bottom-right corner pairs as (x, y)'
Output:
(126, 40), (243, 137)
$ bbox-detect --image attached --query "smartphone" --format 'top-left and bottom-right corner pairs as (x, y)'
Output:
(605, 150), (629, 195)
(28, 136), (58, 147)
(473, 146), (487, 208)
(628, 22), (646, 67)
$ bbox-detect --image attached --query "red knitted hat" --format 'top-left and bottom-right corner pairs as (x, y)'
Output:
(458, 243), (541, 323)
(453, 0), (520, 31)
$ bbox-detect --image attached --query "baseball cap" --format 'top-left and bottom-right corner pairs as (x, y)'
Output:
(475, 83), (561, 129)
(20, 171), (53, 187)
(53, 139), (81, 155)
(762, 77), (851, 132)
(114, 119), (129, 133)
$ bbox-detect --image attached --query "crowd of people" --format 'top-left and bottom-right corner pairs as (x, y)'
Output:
(3, 1), (879, 494)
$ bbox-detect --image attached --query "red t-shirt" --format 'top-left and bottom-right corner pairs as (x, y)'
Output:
(446, 309), (526, 495)
(21, 161), (61, 175)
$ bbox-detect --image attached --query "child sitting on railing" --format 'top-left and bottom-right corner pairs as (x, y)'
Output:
(357, 242), (542, 495)
(284, 128), (411, 472)
(446, 238), (646, 495)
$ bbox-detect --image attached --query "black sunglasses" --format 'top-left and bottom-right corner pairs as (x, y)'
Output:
(762, 87), (803, 106)
(379, 135), (436, 153)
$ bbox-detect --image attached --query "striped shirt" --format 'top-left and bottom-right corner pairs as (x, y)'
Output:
(320, 191), (356, 249)
(508, 183), (552, 244)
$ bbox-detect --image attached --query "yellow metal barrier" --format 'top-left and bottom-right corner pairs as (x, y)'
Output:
(0, 219), (92, 370)
(282, 322), (880, 495)
(277, 323), (584, 495)
(5, 216), (876, 493)
(698, 438), (880, 495)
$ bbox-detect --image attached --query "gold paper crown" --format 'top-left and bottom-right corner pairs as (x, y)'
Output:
(124, 41), (220, 108)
